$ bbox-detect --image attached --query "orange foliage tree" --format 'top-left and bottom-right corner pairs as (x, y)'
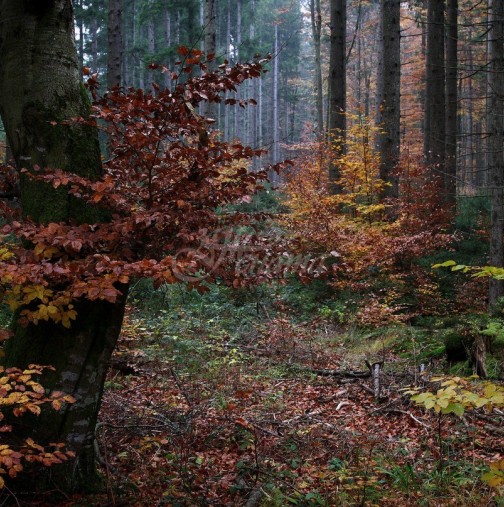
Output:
(0, 51), (305, 491)
(282, 120), (457, 325)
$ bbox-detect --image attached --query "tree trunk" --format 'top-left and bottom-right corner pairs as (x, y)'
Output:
(445, 0), (457, 206)
(376, 0), (400, 200)
(310, 0), (324, 135)
(107, 0), (123, 90)
(91, 16), (99, 73)
(164, 8), (172, 89)
(234, 0), (242, 141)
(488, 0), (504, 310)
(424, 0), (446, 178)
(147, 1), (155, 90)
(204, 0), (217, 119)
(0, 0), (127, 492)
(272, 23), (280, 172)
(328, 0), (346, 194)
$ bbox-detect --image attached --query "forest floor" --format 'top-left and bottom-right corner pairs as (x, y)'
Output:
(66, 289), (504, 507)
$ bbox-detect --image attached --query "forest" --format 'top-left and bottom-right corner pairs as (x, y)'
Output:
(0, 0), (503, 505)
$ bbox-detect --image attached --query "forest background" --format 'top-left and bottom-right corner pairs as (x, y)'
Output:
(0, 0), (503, 505)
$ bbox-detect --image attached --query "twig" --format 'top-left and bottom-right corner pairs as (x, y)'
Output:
(384, 409), (430, 428)
(169, 366), (193, 407)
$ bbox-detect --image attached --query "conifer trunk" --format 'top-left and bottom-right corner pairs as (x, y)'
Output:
(424, 0), (446, 175)
(328, 0), (346, 194)
(376, 0), (400, 200)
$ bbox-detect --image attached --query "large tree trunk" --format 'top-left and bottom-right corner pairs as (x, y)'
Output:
(488, 0), (504, 310)
(0, 0), (127, 492)
(328, 0), (346, 194)
(376, 0), (401, 200)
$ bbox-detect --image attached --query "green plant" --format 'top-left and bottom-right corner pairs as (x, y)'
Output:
(380, 462), (417, 493)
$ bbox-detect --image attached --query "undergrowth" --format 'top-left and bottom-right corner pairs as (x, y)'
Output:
(86, 280), (504, 506)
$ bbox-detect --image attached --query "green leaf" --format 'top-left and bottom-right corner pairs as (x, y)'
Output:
(443, 403), (464, 417)
(432, 260), (456, 268)
(451, 265), (468, 272)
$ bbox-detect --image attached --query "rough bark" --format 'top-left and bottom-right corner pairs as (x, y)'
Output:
(107, 0), (123, 90)
(204, 0), (217, 119)
(310, 0), (324, 135)
(488, 0), (504, 309)
(0, 0), (127, 492)
(445, 0), (457, 206)
(328, 0), (346, 194)
(376, 0), (400, 200)
(424, 0), (446, 178)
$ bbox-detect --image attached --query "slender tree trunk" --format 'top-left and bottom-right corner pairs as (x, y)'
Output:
(164, 9), (171, 89)
(376, 0), (400, 200)
(234, 0), (242, 141)
(107, 0), (123, 90)
(131, 0), (137, 87)
(204, 0), (217, 119)
(272, 24), (280, 169)
(147, 3), (155, 90)
(310, 0), (324, 134)
(91, 16), (99, 72)
(424, 0), (446, 178)
(0, 0), (127, 492)
(467, 37), (476, 185)
(328, 0), (346, 194)
(77, 0), (84, 71)
(445, 0), (457, 206)
(489, 0), (504, 309)
(225, 0), (231, 140)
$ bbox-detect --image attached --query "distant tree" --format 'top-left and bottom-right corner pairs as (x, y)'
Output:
(445, 0), (457, 205)
(107, 0), (122, 89)
(424, 0), (446, 179)
(310, 0), (324, 134)
(376, 0), (400, 200)
(328, 0), (346, 194)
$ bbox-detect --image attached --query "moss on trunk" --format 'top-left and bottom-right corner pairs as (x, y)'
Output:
(0, 0), (127, 493)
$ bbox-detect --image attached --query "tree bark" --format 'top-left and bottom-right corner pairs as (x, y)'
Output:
(272, 23), (280, 172)
(376, 0), (400, 200)
(310, 0), (324, 135)
(445, 0), (457, 206)
(107, 0), (123, 90)
(424, 0), (446, 178)
(488, 0), (504, 310)
(328, 0), (346, 194)
(204, 0), (217, 119)
(0, 0), (127, 492)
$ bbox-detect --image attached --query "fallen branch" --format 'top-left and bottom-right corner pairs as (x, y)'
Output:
(383, 409), (430, 428)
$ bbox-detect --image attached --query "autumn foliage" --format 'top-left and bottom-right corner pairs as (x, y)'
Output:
(0, 50), (314, 490)
(0, 50), (297, 331)
(0, 364), (75, 488)
(282, 121), (457, 325)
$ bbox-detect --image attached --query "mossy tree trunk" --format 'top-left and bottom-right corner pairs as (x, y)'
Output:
(0, 0), (127, 492)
